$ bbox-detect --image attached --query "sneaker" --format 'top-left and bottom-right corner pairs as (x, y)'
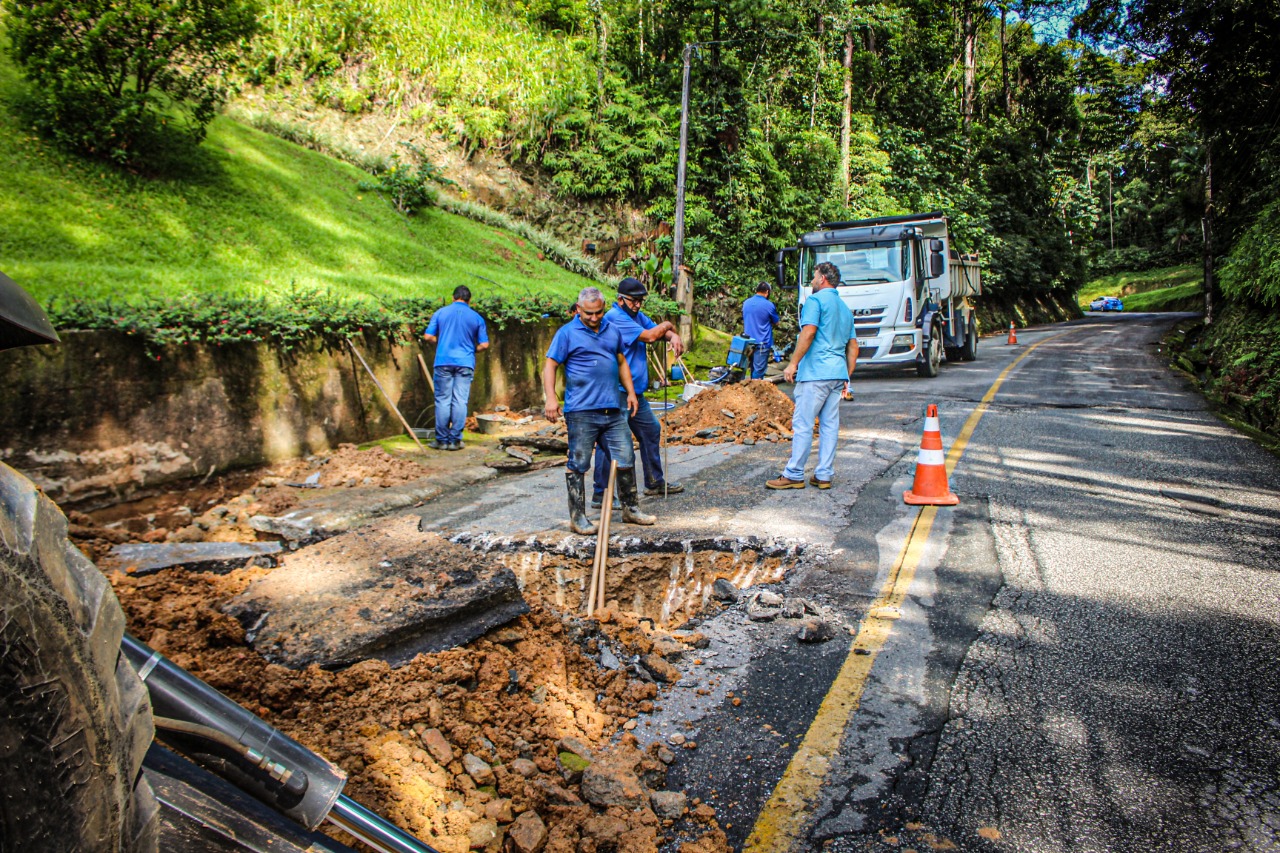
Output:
(809, 476), (831, 490)
(427, 439), (447, 450)
(766, 476), (806, 490)
(644, 481), (685, 496)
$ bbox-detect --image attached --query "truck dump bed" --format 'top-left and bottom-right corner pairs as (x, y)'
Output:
(950, 253), (981, 298)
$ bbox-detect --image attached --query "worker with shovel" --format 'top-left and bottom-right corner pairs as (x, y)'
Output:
(590, 276), (685, 508)
(544, 287), (657, 535)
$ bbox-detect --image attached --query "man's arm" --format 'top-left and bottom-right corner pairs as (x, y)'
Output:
(476, 341), (490, 352)
(422, 332), (438, 343)
(617, 355), (639, 415)
(542, 358), (562, 423)
(783, 325), (818, 383)
(475, 320), (490, 352)
(846, 338), (859, 376)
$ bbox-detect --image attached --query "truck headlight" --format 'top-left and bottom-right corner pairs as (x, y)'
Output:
(892, 334), (915, 347)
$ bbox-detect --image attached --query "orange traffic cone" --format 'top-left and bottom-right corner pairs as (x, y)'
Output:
(904, 404), (959, 506)
(1007, 322), (1018, 345)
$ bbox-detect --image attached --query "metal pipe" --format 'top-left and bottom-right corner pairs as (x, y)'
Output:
(328, 795), (441, 853)
(672, 43), (693, 280)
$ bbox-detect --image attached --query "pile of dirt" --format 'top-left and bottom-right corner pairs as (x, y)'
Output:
(109, 567), (731, 853)
(663, 382), (795, 446)
(67, 444), (439, 562)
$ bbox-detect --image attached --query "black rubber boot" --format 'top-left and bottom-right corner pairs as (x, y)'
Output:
(566, 471), (598, 535)
(617, 468), (656, 525)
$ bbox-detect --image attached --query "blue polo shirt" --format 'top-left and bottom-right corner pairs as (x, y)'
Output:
(603, 304), (657, 394)
(796, 287), (855, 382)
(742, 294), (779, 348)
(425, 301), (489, 368)
(546, 316), (627, 412)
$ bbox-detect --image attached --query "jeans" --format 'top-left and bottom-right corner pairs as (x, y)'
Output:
(565, 409), (635, 474)
(433, 365), (474, 443)
(593, 396), (663, 496)
(750, 344), (771, 379)
(783, 379), (845, 481)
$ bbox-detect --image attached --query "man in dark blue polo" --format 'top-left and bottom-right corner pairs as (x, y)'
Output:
(544, 287), (656, 535)
(591, 276), (685, 507)
(422, 285), (489, 450)
(742, 281), (780, 379)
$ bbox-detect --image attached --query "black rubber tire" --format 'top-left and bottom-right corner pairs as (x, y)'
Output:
(0, 463), (158, 853)
(916, 325), (942, 377)
(961, 316), (979, 362)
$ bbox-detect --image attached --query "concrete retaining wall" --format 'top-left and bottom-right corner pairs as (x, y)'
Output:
(0, 321), (558, 507)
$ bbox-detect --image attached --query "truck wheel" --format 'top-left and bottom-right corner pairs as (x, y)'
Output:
(961, 317), (979, 362)
(0, 463), (158, 853)
(916, 325), (942, 377)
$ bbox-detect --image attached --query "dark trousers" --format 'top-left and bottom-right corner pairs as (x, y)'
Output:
(593, 395), (663, 496)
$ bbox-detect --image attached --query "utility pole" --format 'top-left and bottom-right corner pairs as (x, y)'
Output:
(672, 43), (695, 344)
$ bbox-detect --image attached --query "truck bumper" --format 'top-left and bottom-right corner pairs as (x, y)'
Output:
(855, 329), (919, 365)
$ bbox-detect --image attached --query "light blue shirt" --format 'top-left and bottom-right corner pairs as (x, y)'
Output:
(425, 302), (489, 368)
(796, 288), (855, 382)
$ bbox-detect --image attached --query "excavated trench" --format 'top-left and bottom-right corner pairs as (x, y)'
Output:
(460, 535), (804, 628)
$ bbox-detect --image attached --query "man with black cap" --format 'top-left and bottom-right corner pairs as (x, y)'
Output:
(591, 276), (686, 507)
(742, 281), (780, 379)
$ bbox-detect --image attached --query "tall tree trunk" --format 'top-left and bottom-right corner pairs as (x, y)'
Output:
(590, 0), (607, 113)
(1000, 3), (1010, 114)
(811, 14), (825, 128)
(1203, 139), (1218, 325)
(841, 27), (854, 206)
(961, 2), (977, 135)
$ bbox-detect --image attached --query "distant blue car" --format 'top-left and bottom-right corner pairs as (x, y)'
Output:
(1089, 296), (1124, 312)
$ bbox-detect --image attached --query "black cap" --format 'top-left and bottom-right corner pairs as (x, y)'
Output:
(618, 277), (648, 298)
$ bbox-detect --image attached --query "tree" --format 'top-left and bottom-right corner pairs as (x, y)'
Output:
(5, 0), (259, 163)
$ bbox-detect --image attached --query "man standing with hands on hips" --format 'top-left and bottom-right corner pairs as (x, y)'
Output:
(422, 285), (489, 450)
(767, 261), (857, 490)
(544, 287), (657, 535)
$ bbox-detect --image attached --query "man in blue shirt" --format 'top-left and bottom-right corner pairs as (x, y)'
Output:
(544, 287), (656, 535)
(767, 262), (857, 490)
(591, 277), (686, 507)
(742, 281), (780, 379)
(423, 286), (490, 450)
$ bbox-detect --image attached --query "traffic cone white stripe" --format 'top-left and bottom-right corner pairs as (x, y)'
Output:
(916, 448), (946, 466)
(924, 416), (940, 432)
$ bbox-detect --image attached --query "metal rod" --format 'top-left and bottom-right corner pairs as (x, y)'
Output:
(328, 795), (441, 853)
(672, 43), (692, 281)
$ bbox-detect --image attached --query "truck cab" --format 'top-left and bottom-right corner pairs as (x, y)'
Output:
(776, 211), (981, 377)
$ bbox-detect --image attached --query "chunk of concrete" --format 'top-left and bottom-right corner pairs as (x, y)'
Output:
(108, 541), (282, 574)
(224, 517), (527, 668)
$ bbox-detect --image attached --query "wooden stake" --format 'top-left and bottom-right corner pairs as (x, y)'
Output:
(345, 339), (428, 453)
(416, 353), (435, 394)
(595, 460), (618, 613)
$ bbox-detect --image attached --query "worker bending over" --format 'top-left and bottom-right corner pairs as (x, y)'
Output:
(543, 287), (657, 535)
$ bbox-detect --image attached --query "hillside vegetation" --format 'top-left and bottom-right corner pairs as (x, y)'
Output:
(1078, 265), (1202, 312)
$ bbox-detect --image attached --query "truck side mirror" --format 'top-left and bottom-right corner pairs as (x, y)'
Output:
(929, 248), (944, 278)
(775, 247), (799, 289)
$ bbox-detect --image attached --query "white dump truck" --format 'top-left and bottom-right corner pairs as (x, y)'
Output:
(775, 211), (982, 377)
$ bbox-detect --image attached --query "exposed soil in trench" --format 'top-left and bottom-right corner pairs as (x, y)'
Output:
(106, 536), (789, 852)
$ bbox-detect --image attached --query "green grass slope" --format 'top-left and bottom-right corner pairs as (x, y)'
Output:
(0, 53), (595, 318)
(1078, 264), (1202, 312)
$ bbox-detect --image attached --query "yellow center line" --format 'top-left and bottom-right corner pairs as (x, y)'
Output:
(746, 330), (1074, 852)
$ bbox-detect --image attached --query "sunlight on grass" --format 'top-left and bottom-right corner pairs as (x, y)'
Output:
(1078, 264), (1202, 310)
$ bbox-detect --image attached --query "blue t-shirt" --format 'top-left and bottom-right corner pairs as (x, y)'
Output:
(796, 288), (855, 382)
(425, 301), (489, 368)
(546, 316), (627, 412)
(742, 295), (780, 348)
(603, 304), (657, 394)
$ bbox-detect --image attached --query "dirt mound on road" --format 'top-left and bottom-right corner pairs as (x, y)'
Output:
(664, 381), (794, 445)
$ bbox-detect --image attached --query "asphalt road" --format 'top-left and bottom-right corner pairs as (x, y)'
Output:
(419, 313), (1280, 852)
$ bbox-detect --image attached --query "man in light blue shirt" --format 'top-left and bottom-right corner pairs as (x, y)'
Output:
(423, 285), (489, 450)
(767, 262), (857, 490)
(742, 281), (780, 379)
(543, 287), (656, 535)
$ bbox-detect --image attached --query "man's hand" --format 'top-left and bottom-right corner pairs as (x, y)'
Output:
(783, 362), (798, 383)
(666, 333), (685, 358)
(544, 400), (561, 423)
(625, 392), (639, 416)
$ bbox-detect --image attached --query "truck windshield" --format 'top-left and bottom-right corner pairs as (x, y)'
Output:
(803, 241), (907, 286)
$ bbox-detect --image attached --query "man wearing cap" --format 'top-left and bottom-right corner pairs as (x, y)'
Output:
(742, 281), (780, 379)
(544, 287), (656, 535)
(767, 261), (857, 490)
(591, 276), (686, 507)
(422, 285), (489, 450)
